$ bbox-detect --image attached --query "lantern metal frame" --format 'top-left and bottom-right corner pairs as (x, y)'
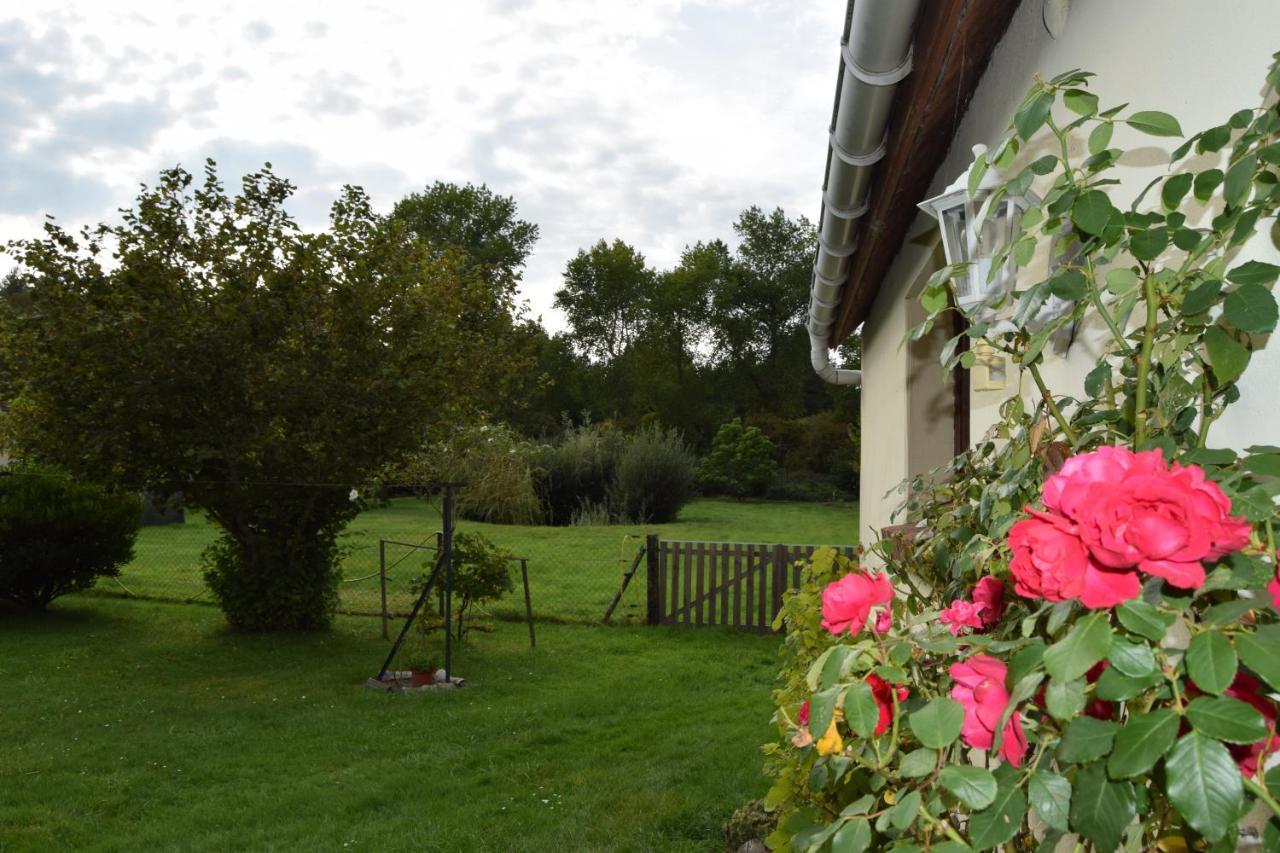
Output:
(918, 143), (1038, 310)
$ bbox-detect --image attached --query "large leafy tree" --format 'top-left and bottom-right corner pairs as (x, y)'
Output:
(390, 181), (538, 296)
(554, 238), (655, 361)
(1, 162), (514, 631)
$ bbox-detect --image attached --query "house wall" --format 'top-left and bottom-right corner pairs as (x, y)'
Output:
(859, 0), (1280, 546)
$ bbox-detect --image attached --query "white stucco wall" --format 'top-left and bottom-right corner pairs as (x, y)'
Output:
(859, 0), (1280, 541)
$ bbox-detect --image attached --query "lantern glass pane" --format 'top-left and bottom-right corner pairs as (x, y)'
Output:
(940, 205), (981, 303)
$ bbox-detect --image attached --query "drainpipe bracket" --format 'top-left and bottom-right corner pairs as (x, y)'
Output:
(842, 44), (914, 87)
(830, 132), (887, 168)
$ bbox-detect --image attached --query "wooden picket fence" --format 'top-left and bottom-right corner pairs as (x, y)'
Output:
(643, 536), (858, 632)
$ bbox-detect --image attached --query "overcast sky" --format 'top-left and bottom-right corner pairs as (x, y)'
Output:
(1, 0), (843, 327)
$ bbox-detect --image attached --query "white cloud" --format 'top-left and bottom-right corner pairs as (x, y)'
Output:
(0, 0), (844, 327)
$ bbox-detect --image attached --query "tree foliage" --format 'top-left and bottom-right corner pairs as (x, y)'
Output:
(1, 161), (518, 630)
(698, 418), (777, 499)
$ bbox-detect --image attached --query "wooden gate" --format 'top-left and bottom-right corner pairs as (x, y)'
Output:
(643, 535), (857, 632)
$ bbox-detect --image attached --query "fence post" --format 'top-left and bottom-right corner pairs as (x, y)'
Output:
(771, 544), (787, 628)
(442, 483), (457, 680)
(520, 557), (535, 649)
(645, 534), (661, 625)
(379, 539), (389, 640)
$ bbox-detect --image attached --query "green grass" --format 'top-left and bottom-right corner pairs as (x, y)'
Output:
(0, 596), (783, 852)
(114, 499), (859, 623)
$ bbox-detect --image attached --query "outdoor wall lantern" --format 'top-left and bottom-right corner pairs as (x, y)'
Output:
(918, 143), (1037, 310)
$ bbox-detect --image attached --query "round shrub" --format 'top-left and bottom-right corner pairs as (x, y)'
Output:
(609, 425), (695, 523)
(0, 467), (141, 608)
(532, 424), (625, 526)
(697, 418), (777, 499)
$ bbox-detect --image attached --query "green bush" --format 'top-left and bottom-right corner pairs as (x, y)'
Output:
(532, 423), (625, 526)
(609, 425), (695, 523)
(404, 423), (542, 525)
(697, 418), (777, 499)
(0, 468), (141, 608)
(412, 531), (514, 639)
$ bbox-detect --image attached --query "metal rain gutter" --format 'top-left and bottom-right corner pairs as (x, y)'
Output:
(808, 0), (921, 385)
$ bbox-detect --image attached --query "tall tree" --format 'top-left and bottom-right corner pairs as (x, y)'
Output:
(2, 162), (515, 631)
(554, 239), (655, 361)
(390, 181), (538, 296)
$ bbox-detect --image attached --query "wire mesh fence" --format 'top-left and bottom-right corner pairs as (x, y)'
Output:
(96, 494), (657, 626)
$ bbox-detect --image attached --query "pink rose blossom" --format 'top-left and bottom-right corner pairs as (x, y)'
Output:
(1009, 510), (1140, 608)
(820, 570), (894, 637)
(950, 654), (1028, 766)
(941, 577), (1007, 635)
(873, 608), (893, 634)
(1041, 446), (1248, 590)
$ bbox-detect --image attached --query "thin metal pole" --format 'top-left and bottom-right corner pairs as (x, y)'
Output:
(442, 483), (456, 681)
(520, 557), (535, 649)
(379, 539), (389, 640)
(376, 550), (445, 681)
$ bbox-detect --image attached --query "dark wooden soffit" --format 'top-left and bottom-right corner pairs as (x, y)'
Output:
(830, 0), (1023, 345)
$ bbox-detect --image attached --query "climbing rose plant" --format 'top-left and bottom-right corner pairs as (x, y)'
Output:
(765, 57), (1280, 852)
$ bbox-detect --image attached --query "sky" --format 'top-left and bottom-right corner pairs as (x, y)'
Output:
(0, 0), (843, 328)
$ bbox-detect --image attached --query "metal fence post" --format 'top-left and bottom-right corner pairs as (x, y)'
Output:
(520, 558), (535, 649)
(645, 533), (661, 625)
(379, 539), (389, 640)
(442, 483), (456, 680)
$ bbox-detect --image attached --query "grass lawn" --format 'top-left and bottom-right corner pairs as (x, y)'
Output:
(0, 597), (783, 852)
(116, 498), (859, 623)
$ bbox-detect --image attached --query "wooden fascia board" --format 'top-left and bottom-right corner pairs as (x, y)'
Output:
(830, 0), (1023, 344)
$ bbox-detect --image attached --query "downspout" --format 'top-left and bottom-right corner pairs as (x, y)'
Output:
(808, 0), (921, 385)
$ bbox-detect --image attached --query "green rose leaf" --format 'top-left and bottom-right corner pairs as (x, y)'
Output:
(968, 784), (1026, 851)
(1094, 666), (1161, 701)
(1048, 270), (1087, 301)
(1106, 268), (1140, 295)
(1107, 709), (1179, 779)
(829, 817), (872, 853)
(1237, 626), (1280, 693)
(1224, 154), (1257, 208)
(1185, 631), (1238, 695)
(1015, 91), (1054, 141)
(898, 748), (937, 778)
(1205, 324), (1250, 385)
(1059, 717), (1119, 763)
(1045, 677), (1086, 721)
(1029, 770), (1072, 833)
(844, 680), (881, 740)
(1088, 122), (1113, 155)
(939, 766), (998, 811)
(1071, 190), (1118, 236)
(1166, 731), (1244, 842)
(1194, 167), (1225, 201)
(1116, 600), (1176, 642)
(1044, 611), (1113, 683)
(909, 698), (965, 749)
(1186, 695), (1270, 743)
(1070, 763), (1136, 853)
(1227, 260), (1280, 287)
(1224, 283), (1279, 334)
(1063, 89), (1099, 117)
(1161, 173), (1193, 210)
(1108, 638), (1156, 678)
(1126, 110), (1183, 137)
(809, 686), (841, 739)
(819, 645), (853, 689)
(1129, 226), (1169, 261)
(890, 790), (921, 831)
(1180, 278), (1223, 316)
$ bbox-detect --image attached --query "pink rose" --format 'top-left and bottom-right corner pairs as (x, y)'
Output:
(797, 700), (810, 727)
(1042, 446), (1249, 590)
(1009, 510), (1140, 608)
(941, 577), (1007, 635)
(950, 654), (1028, 766)
(820, 570), (894, 637)
(1223, 672), (1278, 778)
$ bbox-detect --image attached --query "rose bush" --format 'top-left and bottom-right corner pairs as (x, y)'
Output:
(764, 59), (1280, 852)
